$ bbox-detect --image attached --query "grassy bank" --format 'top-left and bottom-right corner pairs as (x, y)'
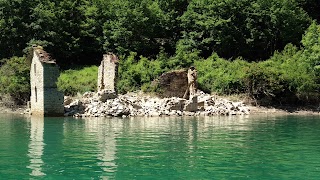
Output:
(57, 66), (98, 96)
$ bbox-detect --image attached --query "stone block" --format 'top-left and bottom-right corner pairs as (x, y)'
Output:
(184, 96), (198, 112)
(167, 98), (186, 111)
(64, 96), (73, 105)
(96, 90), (117, 102)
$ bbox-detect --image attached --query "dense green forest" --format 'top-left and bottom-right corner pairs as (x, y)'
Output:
(0, 0), (319, 106)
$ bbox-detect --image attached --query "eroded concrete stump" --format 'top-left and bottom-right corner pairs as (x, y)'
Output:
(30, 46), (64, 116)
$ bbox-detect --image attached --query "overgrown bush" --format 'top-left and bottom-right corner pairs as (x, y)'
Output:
(57, 66), (98, 96)
(195, 54), (248, 94)
(0, 56), (30, 104)
(117, 52), (168, 94)
(243, 61), (289, 104)
(116, 27), (320, 106)
(299, 21), (320, 94)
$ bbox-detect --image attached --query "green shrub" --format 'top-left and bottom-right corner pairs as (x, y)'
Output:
(102, 23), (320, 106)
(0, 56), (30, 104)
(243, 62), (286, 100)
(57, 66), (98, 96)
(117, 52), (168, 94)
(195, 53), (248, 94)
(298, 21), (320, 93)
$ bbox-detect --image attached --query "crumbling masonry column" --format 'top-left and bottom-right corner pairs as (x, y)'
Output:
(30, 46), (64, 116)
(183, 66), (198, 112)
(98, 53), (119, 92)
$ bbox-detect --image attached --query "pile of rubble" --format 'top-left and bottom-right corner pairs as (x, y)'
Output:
(64, 90), (250, 117)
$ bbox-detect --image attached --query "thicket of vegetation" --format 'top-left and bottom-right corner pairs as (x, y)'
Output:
(0, 56), (30, 104)
(57, 66), (98, 96)
(117, 22), (320, 105)
(0, 0), (319, 106)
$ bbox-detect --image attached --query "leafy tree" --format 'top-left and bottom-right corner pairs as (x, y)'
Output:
(101, 0), (189, 58)
(0, 0), (38, 59)
(179, 0), (311, 61)
(29, 0), (103, 66)
(299, 22), (320, 92)
(298, 0), (320, 23)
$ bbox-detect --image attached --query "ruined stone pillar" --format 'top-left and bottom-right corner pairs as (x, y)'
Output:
(98, 53), (119, 92)
(30, 46), (64, 116)
(188, 66), (197, 96)
(182, 66), (198, 111)
(183, 66), (197, 99)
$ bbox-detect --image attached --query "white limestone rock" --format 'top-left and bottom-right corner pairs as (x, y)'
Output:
(64, 96), (73, 106)
(96, 90), (117, 102)
(64, 91), (250, 117)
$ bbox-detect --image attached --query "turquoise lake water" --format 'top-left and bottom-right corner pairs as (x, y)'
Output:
(0, 114), (320, 179)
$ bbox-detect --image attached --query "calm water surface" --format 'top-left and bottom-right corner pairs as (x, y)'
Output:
(0, 114), (320, 179)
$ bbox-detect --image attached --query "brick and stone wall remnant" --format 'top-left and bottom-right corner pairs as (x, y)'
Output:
(98, 53), (119, 92)
(153, 69), (188, 98)
(30, 45), (64, 116)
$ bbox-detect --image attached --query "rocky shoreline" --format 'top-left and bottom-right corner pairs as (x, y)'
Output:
(2, 91), (319, 117)
(63, 90), (250, 117)
(62, 90), (320, 117)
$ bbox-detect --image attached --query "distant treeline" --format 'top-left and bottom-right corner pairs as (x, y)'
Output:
(1, 0), (319, 63)
(0, 0), (319, 105)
